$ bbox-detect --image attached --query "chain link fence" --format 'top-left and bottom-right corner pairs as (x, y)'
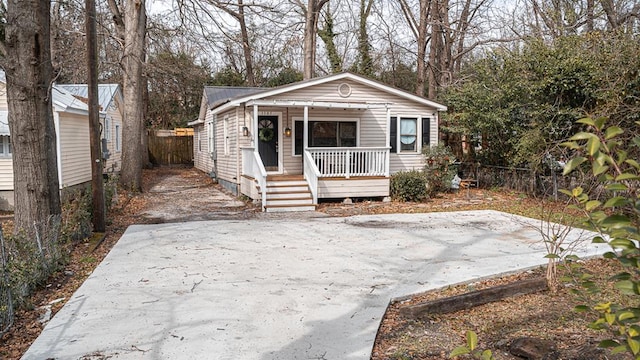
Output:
(0, 216), (64, 336)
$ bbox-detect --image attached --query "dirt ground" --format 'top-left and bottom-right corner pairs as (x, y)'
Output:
(0, 167), (626, 359)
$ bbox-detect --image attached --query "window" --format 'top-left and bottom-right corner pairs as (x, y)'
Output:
(207, 119), (215, 154)
(0, 136), (11, 157)
(390, 116), (432, 153)
(223, 116), (229, 155)
(115, 124), (121, 151)
(293, 120), (357, 155)
(103, 116), (111, 141)
(198, 131), (202, 152)
(400, 117), (417, 152)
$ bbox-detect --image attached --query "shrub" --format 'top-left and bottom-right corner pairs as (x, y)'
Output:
(423, 145), (457, 197)
(562, 117), (640, 357)
(391, 170), (428, 202)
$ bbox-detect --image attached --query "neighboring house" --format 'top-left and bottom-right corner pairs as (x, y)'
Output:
(0, 74), (123, 211)
(59, 84), (124, 174)
(189, 72), (447, 212)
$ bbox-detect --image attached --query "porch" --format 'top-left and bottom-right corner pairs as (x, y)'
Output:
(242, 147), (390, 212)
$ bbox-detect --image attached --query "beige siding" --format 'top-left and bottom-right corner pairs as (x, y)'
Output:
(0, 158), (13, 190)
(317, 178), (389, 198)
(215, 108), (239, 186)
(240, 175), (259, 199)
(102, 96), (123, 173)
(193, 121), (214, 174)
(0, 83), (7, 110)
(59, 113), (91, 187)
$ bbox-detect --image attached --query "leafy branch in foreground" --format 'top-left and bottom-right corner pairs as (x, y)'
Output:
(562, 117), (640, 358)
(449, 330), (494, 360)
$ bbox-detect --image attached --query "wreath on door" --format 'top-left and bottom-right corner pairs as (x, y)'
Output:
(259, 127), (275, 142)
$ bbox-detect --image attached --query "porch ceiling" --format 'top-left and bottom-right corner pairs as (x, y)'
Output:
(246, 99), (391, 110)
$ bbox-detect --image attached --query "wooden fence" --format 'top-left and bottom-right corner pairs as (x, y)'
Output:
(147, 130), (194, 166)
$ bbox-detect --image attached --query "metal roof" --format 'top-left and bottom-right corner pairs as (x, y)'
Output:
(204, 86), (264, 109)
(58, 84), (120, 112)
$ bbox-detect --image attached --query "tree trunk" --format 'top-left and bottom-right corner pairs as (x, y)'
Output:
(237, 0), (255, 86)
(119, 0), (147, 192)
(3, 0), (61, 232)
(427, 0), (441, 99)
(356, 0), (374, 77)
(318, 6), (343, 73)
(86, 0), (106, 232)
(415, 0), (430, 96)
(303, 0), (316, 80)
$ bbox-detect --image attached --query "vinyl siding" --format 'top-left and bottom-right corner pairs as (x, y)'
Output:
(0, 158), (13, 190)
(317, 178), (389, 198)
(59, 113), (91, 187)
(215, 108), (239, 186)
(102, 96), (123, 173)
(193, 120), (214, 174)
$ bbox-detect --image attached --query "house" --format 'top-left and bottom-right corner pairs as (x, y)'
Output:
(189, 72), (447, 212)
(59, 84), (124, 174)
(0, 74), (123, 210)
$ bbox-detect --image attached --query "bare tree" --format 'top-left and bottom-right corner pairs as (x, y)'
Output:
(0, 0), (61, 231)
(108, 0), (147, 192)
(297, 0), (330, 79)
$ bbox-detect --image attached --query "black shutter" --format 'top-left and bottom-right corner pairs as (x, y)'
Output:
(422, 117), (431, 147)
(390, 117), (397, 153)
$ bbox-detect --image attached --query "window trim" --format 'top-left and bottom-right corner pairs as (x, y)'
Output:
(207, 118), (215, 154)
(114, 124), (121, 152)
(223, 116), (230, 156)
(399, 117), (418, 153)
(291, 117), (360, 157)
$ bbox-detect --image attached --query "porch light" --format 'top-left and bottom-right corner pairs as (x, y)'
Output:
(284, 127), (291, 137)
(242, 126), (249, 137)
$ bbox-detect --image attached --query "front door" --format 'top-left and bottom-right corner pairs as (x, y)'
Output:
(258, 115), (278, 171)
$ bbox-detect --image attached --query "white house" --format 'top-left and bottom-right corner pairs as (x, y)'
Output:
(0, 75), (123, 210)
(189, 72), (447, 212)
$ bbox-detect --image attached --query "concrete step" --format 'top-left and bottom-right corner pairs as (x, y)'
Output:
(265, 204), (317, 213)
(267, 191), (312, 200)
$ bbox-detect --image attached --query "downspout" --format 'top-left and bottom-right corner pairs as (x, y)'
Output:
(53, 111), (63, 189)
(385, 106), (391, 176)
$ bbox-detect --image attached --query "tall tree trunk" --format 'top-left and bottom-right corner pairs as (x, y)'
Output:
(318, 6), (342, 73)
(302, 0), (329, 79)
(237, 0), (255, 86)
(119, 0), (147, 192)
(86, 0), (106, 232)
(357, 0), (374, 77)
(428, 0), (441, 99)
(416, 0), (430, 96)
(3, 0), (61, 232)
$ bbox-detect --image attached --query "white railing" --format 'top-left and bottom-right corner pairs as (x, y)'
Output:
(303, 151), (319, 204)
(242, 147), (268, 210)
(307, 147), (389, 178)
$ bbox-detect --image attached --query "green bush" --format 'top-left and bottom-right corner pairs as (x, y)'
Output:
(562, 117), (640, 358)
(391, 170), (428, 202)
(423, 145), (457, 197)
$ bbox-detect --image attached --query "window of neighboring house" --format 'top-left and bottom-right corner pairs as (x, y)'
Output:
(223, 116), (229, 155)
(207, 119), (215, 154)
(0, 136), (11, 157)
(198, 131), (202, 152)
(115, 124), (121, 151)
(103, 116), (111, 141)
(293, 120), (357, 155)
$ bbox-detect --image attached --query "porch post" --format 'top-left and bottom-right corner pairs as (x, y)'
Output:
(385, 106), (391, 176)
(253, 104), (259, 151)
(303, 106), (309, 150)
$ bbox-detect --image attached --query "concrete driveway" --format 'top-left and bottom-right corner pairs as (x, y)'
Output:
(22, 210), (606, 360)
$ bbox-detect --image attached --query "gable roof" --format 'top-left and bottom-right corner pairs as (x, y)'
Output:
(210, 72), (447, 114)
(58, 84), (121, 112)
(204, 86), (264, 109)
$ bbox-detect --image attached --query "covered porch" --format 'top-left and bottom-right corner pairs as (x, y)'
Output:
(240, 100), (392, 212)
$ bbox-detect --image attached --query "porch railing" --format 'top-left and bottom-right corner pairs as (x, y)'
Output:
(307, 147), (389, 178)
(241, 147), (267, 210)
(303, 151), (319, 204)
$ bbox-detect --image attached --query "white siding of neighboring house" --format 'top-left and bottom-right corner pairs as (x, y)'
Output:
(58, 113), (92, 187)
(0, 84), (12, 192)
(102, 95), (123, 173)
